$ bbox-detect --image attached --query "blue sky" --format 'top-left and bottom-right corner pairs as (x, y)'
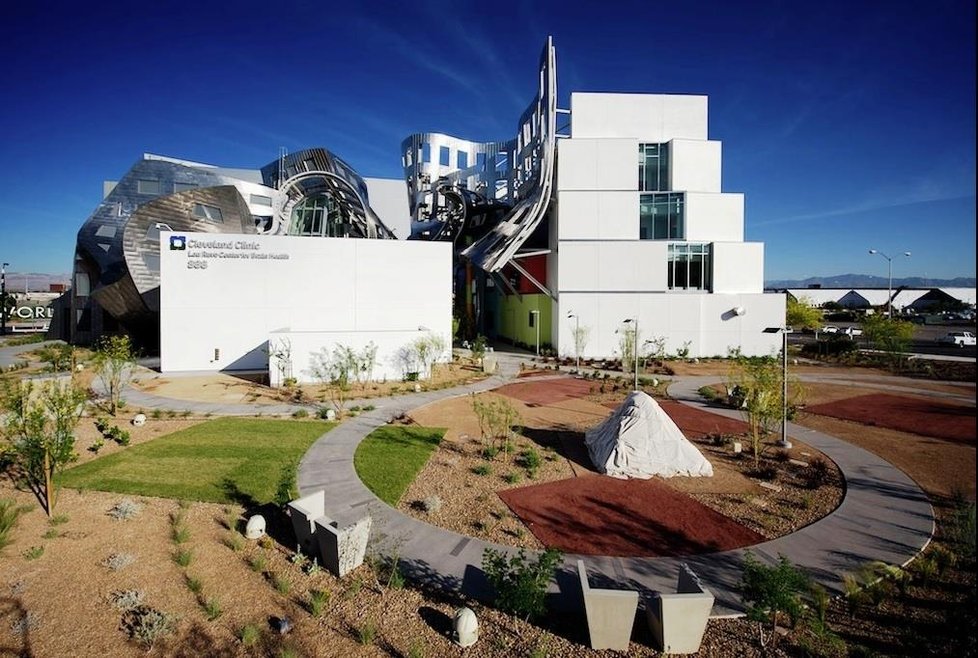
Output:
(1, 0), (974, 281)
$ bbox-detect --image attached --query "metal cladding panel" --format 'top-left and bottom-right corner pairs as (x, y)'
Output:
(461, 37), (558, 272)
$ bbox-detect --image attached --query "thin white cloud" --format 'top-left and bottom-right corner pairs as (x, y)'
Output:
(753, 192), (975, 226)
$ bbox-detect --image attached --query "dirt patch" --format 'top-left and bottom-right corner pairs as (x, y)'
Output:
(494, 377), (596, 406)
(805, 393), (975, 444)
(498, 475), (764, 557)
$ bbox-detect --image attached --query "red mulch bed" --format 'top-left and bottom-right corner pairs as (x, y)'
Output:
(498, 475), (764, 557)
(495, 377), (594, 405)
(805, 393), (976, 444)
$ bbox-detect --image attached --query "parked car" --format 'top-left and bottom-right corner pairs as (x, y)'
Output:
(843, 327), (863, 337)
(935, 331), (977, 347)
(821, 326), (840, 334)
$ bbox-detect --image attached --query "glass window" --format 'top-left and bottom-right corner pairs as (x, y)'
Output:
(439, 146), (450, 167)
(638, 143), (670, 192)
(289, 194), (346, 237)
(303, 158), (317, 171)
(422, 143), (431, 164)
(667, 243), (712, 291)
(640, 193), (684, 240)
(192, 203), (224, 223)
(173, 182), (197, 193)
(136, 179), (161, 195)
(250, 194), (273, 207)
(457, 151), (468, 169)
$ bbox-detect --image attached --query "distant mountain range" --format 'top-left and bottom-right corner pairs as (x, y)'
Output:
(0, 272), (71, 293)
(766, 274), (976, 289)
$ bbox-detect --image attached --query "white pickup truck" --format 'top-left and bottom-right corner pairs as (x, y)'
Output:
(935, 331), (976, 347)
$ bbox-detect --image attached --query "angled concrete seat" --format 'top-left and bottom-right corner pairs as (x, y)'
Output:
(577, 560), (639, 651)
(314, 515), (372, 578)
(645, 563), (714, 654)
(287, 490), (325, 556)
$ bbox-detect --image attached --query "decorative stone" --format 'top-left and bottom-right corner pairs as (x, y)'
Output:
(731, 441), (742, 454)
(324, 409), (336, 421)
(652, 378), (659, 388)
(75, 363), (84, 372)
(789, 459), (809, 468)
(453, 607), (479, 647)
(273, 617), (292, 634)
(132, 414), (146, 427)
(414, 383), (422, 392)
(245, 514), (266, 539)
(758, 481), (782, 492)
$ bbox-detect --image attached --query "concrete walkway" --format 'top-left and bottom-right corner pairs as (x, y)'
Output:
(295, 357), (936, 616)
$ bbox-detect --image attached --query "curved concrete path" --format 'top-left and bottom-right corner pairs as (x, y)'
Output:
(296, 357), (936, 615)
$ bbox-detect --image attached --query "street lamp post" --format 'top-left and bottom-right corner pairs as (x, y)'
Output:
(622, 317), (639, 391)
(868, 249), (911, 317)
(0, 263), (8, 337)
(567, 311), (580, 373)
(530, 309), (540, 356)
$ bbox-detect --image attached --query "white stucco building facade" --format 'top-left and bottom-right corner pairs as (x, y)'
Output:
(553, 93), (784, 358)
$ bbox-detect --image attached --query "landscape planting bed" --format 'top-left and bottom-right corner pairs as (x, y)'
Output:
(498, 475), (765, 557)
(805, 393), (976, 444)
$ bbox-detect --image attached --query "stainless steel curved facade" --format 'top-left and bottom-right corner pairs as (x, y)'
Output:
(71, 149), (395, 346)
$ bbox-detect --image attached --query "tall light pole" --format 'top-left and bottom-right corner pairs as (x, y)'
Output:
(868, 249), (911, 317)
(763, 326), (791, 448)
(0, 263), (8, 337)
(530, 309), (540, 356)
(622, 317), (639, 391)
(567, 310), (580, 373)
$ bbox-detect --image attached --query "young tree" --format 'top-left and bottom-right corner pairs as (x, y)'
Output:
(617, 323), (640, 375)
(306, 345), (352, 414)
(741, 552), (811, 647)
(2, 380), (87, 516)
(571, 324), (591, 368)
(266, 338), (294, 386)
(727, 356), (782, 466)
(786, 297), (823, 332)
(36, 342), (75, 372)
(359, 341), (379, 383)
(860, 315), (915, 360)
(92, 335), (137, 415)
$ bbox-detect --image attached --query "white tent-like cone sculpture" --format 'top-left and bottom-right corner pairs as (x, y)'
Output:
(585, 391), (714, 479)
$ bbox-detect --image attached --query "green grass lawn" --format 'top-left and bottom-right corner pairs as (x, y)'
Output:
(59, 418), (334, 505)
(354, 426), (445, 505)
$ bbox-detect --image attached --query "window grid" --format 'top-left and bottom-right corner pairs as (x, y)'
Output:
(638, 143), (670, 192)
(640, 192), (685, 240)
(667, 243), (712, 291)
(290, 195), (346, 237)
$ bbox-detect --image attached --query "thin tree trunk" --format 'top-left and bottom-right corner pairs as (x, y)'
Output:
(43, 449), (53, 516)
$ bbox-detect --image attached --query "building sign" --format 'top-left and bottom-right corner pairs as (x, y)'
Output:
(167, 234), (291, 271)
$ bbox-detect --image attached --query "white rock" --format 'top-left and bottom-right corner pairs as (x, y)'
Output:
(414, 383), (422, 392)
(132, 414), (146, 427)
(245, 515), (266, 539)
(453, 607), (478, 647)
(75, 364), (84, 372)
(732, 441), (743, 454)
(324, 409), (336, 421)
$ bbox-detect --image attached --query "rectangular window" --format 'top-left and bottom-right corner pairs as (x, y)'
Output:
(250, 194), (272, 207)
(422, 143), (431, 164)
(476, 152), (486, 168)
(303, 158), (317, 171)
(439, 146), (450, 167)
(638, 143), (670, 192)
(173, 182), (197, 193)
(136, 179), (161, 195)
(528, 311), (535, 328)
(457, 151), (468, 169)
(192, 203), (224, 223)
(640, 193), (684, 240)
(667, 243), (712, 291)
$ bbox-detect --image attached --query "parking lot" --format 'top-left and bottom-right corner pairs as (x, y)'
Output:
(788, 321), (977, 358)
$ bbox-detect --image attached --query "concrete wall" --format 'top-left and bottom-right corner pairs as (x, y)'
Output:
(670, 139), (722, 193)
(557, 191), (639, 240)
(685, 193), (745, 243)
(557, 241), (668, 292)
(712, 242), (765, 293)
(571, 93), (709, 141)
(554, 292), (784, 359)
(159, 232), (451, 374)
(556, 139), (636, 191)
(364, 177), (410, 239)
(496, 292), (552, 351)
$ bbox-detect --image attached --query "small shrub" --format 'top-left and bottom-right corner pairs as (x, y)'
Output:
(48, 514), (69, 526)
(185, 574), (203, 594)
(291, 409), (309, 419)
(472, 464), (492, 476)
(123, 606), (174, 648)
(316, 407), (333, 419)
(273, 573), (292, 595)
(250, 553), (267, 573)
(171, 525), (191, 545)
(224, 533), (245, 552)
(356, 619), (377, 645)
(290, 549), (308, 566)
(102, 552), (136, 571)
(517, 448), (542, 471)
(107, 425), (131, 446)
(741, 552), (810, 644)
(274, 462), (298, 507)
(709, 433), (731, 447)
(482, 547), (562, 620)
(421, 496), (442, 513)
(181, 410), (192, 418)
(502, 472), (521, 485)
(481, 446), (500, 460)
(752, 465), (779, 481)
(931, 544), (957, 576)
(203, 597), (222, 620)
(304, 558), (323, 576)
(363, 404), (376, 412)
(239, 623), (261, 645)
(0, 499), (31, 554)
(89, 438), (105, 453)
(23, 546), (44, 561)
(174, 549), (193, 567)
(804, 457), (832, 489)
(308, 589), (329, 617)
(42, 529), (60, 540)
(108, 499), (142, 521)
(151, 409), (163, 420)
(344, 576), (363, 599)
(911, 555), (937, 586)
(111, 589), (145, 611)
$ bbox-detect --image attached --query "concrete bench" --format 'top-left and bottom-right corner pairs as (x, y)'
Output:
(286, 490), (325, 556)
(288, 491), (371, 578)
(577, 560), (639, 651)
(645, 563), (714, 654)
